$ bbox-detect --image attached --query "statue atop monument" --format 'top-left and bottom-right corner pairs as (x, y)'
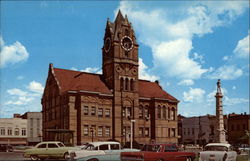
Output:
(217, 79), (221, 93)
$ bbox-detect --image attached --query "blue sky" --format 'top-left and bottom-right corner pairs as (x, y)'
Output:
(0, 1), (249, 118)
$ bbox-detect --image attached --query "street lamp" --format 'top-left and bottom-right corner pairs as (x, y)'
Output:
(130, 120), (136, 149)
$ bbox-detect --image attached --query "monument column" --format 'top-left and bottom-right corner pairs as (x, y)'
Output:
(215, 79), (227, 143)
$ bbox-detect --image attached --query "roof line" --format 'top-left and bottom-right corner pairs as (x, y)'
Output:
(50, 64), (62, 93)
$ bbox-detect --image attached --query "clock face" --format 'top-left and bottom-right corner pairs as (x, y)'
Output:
(104, 37), (111, 53)
(121, 36), (133, 51)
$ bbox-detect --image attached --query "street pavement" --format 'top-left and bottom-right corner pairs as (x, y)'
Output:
(0, 151), (28, 161)
(0, 151), (249, 161)
(0, 151), (64, 161)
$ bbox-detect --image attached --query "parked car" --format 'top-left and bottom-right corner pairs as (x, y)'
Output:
(121, 144), (196, 161)
(238, 144), (250, 152)
(23, 141), (79, 160)
(0, 144), (13, 152)
(69, 141), (140, 160)
(198, 143), (237, 161)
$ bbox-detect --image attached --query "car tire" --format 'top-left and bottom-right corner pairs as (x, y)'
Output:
(87, 158), (99, 161)
(30, 155), (39, 161)
(64, 152), (70, 160)
(186, 157), (192, 161)
(156, 159), (163, 161)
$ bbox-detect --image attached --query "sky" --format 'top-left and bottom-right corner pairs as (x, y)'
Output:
(0, 1), (249, 118)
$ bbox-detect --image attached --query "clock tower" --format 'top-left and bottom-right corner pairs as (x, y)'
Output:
(102, 10), (139, 142)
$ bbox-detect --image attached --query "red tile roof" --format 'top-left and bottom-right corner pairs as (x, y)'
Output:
(52, 67), (178, 101)
(138, 80), (178, 101)
(53, 68), (112, 94)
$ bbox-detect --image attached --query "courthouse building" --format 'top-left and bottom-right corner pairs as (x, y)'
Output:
(42, 11), (179, 145)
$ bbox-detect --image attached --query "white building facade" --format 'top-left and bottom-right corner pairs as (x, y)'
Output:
(0, 118), (27, 145)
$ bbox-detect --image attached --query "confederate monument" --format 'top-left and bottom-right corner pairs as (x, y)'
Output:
(215, 79), (227, 143)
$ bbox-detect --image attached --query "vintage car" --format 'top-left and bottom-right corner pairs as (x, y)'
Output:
(198, 143), (237, 161)
(69, 141), (140, 160)
(0, 144), (13, 152)
(121, 144), (196, 161)
(23, 141), (79, 160)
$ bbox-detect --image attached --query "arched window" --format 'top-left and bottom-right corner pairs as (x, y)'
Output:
(172, 107), (175, 120)
(139, 105), (143, 119)
(157, 106), (161, 119)
(168, 107), (171, 119)
(14, 128), (19, 136)
(145, 105), (149, 119)
(130, 79), (134, 91)
(120, 77), (124, 91)
(163, 106), (166, 119)
(125, 78), (129, 91)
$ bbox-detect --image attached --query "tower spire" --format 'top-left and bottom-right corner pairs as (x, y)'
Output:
(115, 9), (125, 23)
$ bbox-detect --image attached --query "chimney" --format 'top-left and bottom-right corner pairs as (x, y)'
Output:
(13, 114), (21, 118)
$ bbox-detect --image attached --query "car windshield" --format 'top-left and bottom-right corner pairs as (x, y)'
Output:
(57, 143), (65, 147)
(205, 145), (228, 151)
(142, 145), (161, 152)
(85, 144), (97, 150)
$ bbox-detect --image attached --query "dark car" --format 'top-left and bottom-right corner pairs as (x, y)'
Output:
(0, 144), (13, 152)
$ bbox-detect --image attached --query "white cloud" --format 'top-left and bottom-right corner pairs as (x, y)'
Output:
(153, 39), (208, 79)
(183, 88), (206, 103)
(7, 88), (27, 96)
(81, 67), (101, 74)
(222, 55), (230, 61)
(117, 1), (247, 80)
(4, 81), (44, 106)
(207, 87), (228, 102)
(178, 79), (194, 86)
(71, 67), (102, 74)
(139, 58), (159, 81)
(233, 34), (249, 59)
(27, 81), (44, 94)
(207, 65), (243, 80)
(0, 36), (29, 68)
(70, 67), (78, 71)
(224, 96), (249, 106)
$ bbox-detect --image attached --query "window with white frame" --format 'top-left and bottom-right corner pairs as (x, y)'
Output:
(14, 128), (19, 136)
(0, 128), (5, 135)
(84, 106), (89, 115)
(105, 126), (110, 137)
(139, 127), (143, 137)
(83, 125), (89, 136)
(98, 108), (103, 117)
(98, 126), (103, 137)
(105, 109), (110, 117)
(22, 129), (26, 136)
(91, 107), (96, 116)
(7, 128), (12, 135)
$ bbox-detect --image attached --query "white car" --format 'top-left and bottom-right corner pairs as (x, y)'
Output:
(69, 141), (122, 160)
(199, 143), (237, 161)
